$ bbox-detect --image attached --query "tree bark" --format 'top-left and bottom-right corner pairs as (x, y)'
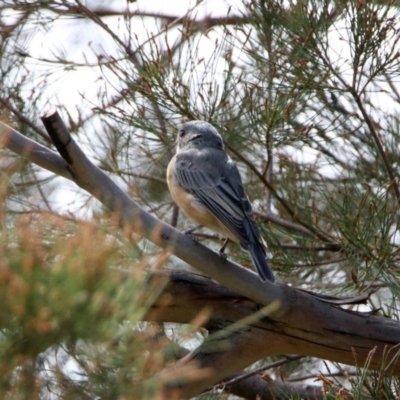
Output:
(146, 271), (400, 398)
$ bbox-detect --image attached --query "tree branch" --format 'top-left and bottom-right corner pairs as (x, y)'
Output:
(255, 210), (321, 238)
(0, 97), (52, 143)
(0, 121), (72, 180)
(146, 270), (400, 398)
(148, 324), (324, 400)
(61, 6), (248, 30)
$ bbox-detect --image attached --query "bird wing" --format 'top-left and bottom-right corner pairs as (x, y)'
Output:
(174, 148), (263, 250)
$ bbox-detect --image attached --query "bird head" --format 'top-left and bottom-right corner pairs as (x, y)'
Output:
(177, 120), (224, 151)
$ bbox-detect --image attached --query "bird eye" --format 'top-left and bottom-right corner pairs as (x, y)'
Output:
(179, 129), (186, 137)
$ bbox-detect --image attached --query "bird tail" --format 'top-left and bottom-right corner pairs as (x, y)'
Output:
(248, 243), (275, 282)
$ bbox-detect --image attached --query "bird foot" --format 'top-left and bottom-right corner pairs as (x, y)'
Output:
(187, 234), (199, 244)
(217, 251), (228, 263)
(184, 225), (201, 244)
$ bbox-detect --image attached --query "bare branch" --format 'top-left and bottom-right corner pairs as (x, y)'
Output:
(62, 6), (248, 30)
(151, 326), (324, 399)
(146, 270), (400, 398)
(255, 210), (320, 238)
(213, 355), (303, 389)
(0, 121), (72, 180)
(0, 97), (52, 143)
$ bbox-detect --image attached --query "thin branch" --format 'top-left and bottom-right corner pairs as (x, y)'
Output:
(102, 167), (167, 185)
(72, 1), (169, 136)
(317, 47), (400, 201)
(151, 328), (323, 400)
(226, 143), (337, 244)
(62, 6), (248, 29)
(212, 355), (303, 390)
(255, 210), (319, 238)
(350, 89), (400, 200)
(0, 97), (52, 144)
(279, 243), (342, 251)
(286, 257), (347, 268)
(287, 371), (358, 383)
(0, 121), (72, 180)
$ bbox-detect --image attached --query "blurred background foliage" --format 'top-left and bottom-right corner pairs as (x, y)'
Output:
(1, 0), (400, 398)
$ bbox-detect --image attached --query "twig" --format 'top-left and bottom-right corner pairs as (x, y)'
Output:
(350, 89), (400, 200)
(66, 7), (247, 29)
(72, 1), (169, 136)
(0, 97), (52, 143)
(280, 243), (342, 251)
(0, 121), (72, 180)
(255, 210), (317, 237)
(317, 49), (400, 201)
(287, 371), (359, 382)
(212, 355), (303, 390)
(226, 143), (337, 244)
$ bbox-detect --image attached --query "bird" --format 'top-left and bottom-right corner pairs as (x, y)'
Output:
(166, 120), (275, 282)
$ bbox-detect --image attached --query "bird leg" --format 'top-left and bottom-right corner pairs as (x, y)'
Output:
(184, 225), (202, 235)
(217, 238), (229, 262)
(219, 238), (229, 254)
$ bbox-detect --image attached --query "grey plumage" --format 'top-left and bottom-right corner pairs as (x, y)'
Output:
(173, 120), (275, 282)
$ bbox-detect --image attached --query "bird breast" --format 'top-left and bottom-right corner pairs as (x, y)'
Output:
(167, 157), (238, 243)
